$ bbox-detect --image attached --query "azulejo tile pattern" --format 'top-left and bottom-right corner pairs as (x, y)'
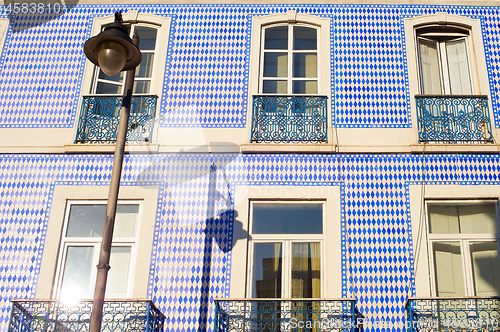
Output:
(1, 4), (500, 129)
(2, 153), (500, 332)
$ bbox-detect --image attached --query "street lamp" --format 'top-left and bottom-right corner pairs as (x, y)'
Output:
(83, 11), (142, 332)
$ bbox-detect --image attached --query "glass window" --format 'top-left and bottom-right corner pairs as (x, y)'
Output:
(417, 26), (473, 95)
(261, 24), (318, 94)
(55, 202), (140, 301)
(428, 202), (500, 297)
(93, 25), (158, 95)
(249, 202), (323, 299)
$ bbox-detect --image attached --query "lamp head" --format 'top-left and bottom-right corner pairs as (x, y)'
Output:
(84, 11), (142, 75)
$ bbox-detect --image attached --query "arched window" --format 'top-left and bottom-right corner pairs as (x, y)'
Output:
(416, 24), (474, 95)
(260, 24), (319, 95)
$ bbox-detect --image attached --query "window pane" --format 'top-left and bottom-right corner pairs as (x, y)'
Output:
(293, 81), (317, 94)
(263, 52), (287, 78)
(293, 27), (317, 50)
(262, 80), (287, 94)
(66, 205), (106, 237)
(293, 53), (317, 78)
(458, 204), (498, 234)
(96, 82), (122, 95)
(429, 204), (498, 234)
(114, 205), (139, 237)
(446, 39), (472, 95)
(291, 242), (321, 298)
(253, 204), (323, 234)
(67, 204), (138, 238)
(253, 243), (282, 298)
(136, 53), (154, 79)
(133, 80), (151, 94)
(134, 27), (157, 51)
(106, 246), (132, 298)
(264, 26), (288, 50)
(98, 70), (124, 83)
(470, 242), (500, 296)
(59, 246), (94, 300)
(433, 242), (465, 297)
(428, 205), (460, 234)
(418, 38), (442, 94)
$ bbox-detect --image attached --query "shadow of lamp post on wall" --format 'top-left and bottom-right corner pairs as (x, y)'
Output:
(83, 11), (142, 332)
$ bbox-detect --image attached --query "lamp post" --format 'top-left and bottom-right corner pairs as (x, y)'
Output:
(83, 11), (142, 332)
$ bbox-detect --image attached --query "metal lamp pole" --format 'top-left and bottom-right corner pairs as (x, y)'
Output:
(83, 11), (142, 332)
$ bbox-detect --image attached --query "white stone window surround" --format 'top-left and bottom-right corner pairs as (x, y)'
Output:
(247, 200), (325, 298)
(409, 184), (500, 297)
(245, 11), (334, 149)
(52, 200), (143, 300)
(404, 13), (495, 144)
(230, 185), (342, 299)
(78, 11), (171, 143)
(36, 185), (160, 300)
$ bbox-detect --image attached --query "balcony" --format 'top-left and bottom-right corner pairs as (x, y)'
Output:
(75, 95), (157, 143)
(8, 299), (165, 332)
(415, 95), (493, 143)
(406, 297), (500, 332)
(251, 95), (327, 143)
(214, 298), (356, 332)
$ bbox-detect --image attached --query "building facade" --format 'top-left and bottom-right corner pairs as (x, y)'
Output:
(1, 1), (500, 331)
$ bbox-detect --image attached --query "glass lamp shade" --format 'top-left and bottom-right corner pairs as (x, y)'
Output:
(97, 41), (128, 76)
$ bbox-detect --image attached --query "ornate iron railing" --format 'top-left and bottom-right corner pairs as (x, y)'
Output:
(415, 95), (493, 143)
(406, 297), (500, 332)
(251, 95), (327, 143)
(75, 95), (157, 143)
(214, 298), (356, 332)
(8, 299), (165, 332)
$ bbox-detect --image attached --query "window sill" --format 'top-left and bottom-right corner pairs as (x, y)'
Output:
(241, 142), (336, 153)
(411, 143), (500, 153)
(65, 143), (160, 154)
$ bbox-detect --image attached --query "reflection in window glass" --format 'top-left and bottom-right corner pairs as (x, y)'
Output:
(293, 26), (317, 50)
(293, 81), (317, 94)
(470, 241), (500, 296)
(263, 53), (288, 78)
(253, 204), (323, 234)
(253, 243), (282, 298)
(107, 247), (132, 298)
(428, 204), (497, 234)
(66, 204), (139, 238)
(293, 53), (317, 78)
(60, 246), (94, 300)
(262, 80), (287, 94)
(433, 242), (465, 297)
(264, 26), (288, 50)
(291, 242), (320, 298)
(135, 27), (157, 51)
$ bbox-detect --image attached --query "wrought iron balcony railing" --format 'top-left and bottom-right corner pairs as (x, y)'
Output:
(406, 297), (500, 332)
(415, 95), (493, 143)
(75, 95), (157, 143)
(251, 95), (327, 143)
(8, 299), (165, 332)
(214, 298), (356, 332)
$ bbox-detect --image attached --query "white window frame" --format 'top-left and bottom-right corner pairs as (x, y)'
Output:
(416, 25), (476, 95)
(91, 23), (159, 96)
(246, 200), (325, 298)
(425, 199), (500, 297)
(259, 23), (320, 95)
(246, 11), (332, 147)
(52, 200), (143, 300)
(79, 11), (171, 142)
(404, 13), (493, 144)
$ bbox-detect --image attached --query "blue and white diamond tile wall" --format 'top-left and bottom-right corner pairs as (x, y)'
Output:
(1, 4), (500, 129)
(2, 153), (500, 332)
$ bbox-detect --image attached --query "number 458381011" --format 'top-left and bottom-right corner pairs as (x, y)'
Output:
(4, 3), (64, 15)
